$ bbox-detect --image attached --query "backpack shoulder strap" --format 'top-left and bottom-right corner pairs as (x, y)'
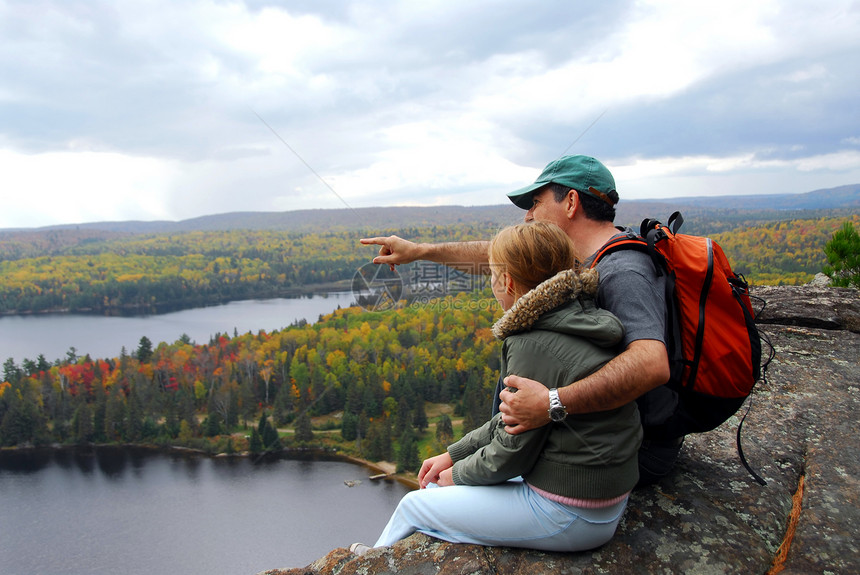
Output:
(589, 232), (646, 267)
(589, 231), (666, 277)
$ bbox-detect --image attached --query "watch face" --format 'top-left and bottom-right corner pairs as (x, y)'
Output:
(549, 407), (566, 422)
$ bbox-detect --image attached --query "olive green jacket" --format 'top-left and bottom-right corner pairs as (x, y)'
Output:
(448, 269), (642, 499)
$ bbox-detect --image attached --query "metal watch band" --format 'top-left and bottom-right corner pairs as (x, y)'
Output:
(548, 388), (567, 421)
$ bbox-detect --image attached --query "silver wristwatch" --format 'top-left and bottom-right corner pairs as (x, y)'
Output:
(548, 388), (567, 422)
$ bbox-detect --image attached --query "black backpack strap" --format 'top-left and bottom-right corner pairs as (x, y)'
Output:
(667, 211), (684, 234)
(736, 398), (767, 486)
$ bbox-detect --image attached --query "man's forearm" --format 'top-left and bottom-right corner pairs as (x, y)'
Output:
(557, 339), (669, 413)
(421, 241), (490, 274)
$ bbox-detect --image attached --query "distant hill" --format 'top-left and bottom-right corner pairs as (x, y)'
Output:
(4, 205), (526, 235)
(3, 184), (858, 236)
(642, 184), (860, 210)
(615, 184), (860, 235)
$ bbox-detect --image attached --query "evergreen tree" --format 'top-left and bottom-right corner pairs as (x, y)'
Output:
(294, 411), (314, 442)
(3, 358), (20, 384)
(204, 413), (223, 437)
(362, 385), (380, 417)
(413, 399), (428, 432)
(163, 397), (180, 439)
(257, 412), (268, 437)
(366, 417), (392, 461)
(824, 221), (860, 288)
(341, 410), (359, 441)
(394, 396), (412, 436)
(21, 358), (37, 377)
(241, 380), (258, 427)
(36, 354), (51, 373)
(355, 411), (370, 455)
(104, 384), (125, 441)
(136, 336), (154, 363)
(272, 385), (291, 426)
(0, 387), (41, 446)
(141, 416), (159, 440)
(227, 389), (240, 429)
(92, 395), (107, 443)
(262, 418), (281, 448)
(124, 387), (144, 442)
(249, 427), (263, 454)
(177, 388), (197, 435)
(435, 413), (454, 445)
(72, 402), (94, 444)
(463, 377), (488, 433)
(396, 429), (420, 473)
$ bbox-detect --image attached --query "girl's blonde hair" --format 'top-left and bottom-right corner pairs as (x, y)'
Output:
(489, 221), (577, 296)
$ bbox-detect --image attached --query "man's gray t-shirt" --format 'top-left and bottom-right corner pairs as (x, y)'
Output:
(589, 231), (677, 428)
(589, 233), (666, 348)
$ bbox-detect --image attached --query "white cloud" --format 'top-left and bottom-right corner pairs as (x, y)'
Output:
(0, 148), (177, 228)
(613, 148), (860, 198)
(0, 0), (858, 228)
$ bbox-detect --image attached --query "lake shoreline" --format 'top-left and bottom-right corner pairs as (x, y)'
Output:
(0, 280), (355, 317)
(1, 441), (420, 490)
(1, 290), (358, 364)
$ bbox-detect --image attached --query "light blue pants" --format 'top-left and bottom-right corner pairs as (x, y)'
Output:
(373, 478), (628, 552)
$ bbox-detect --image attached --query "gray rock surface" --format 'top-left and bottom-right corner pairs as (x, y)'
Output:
(754, 285), (860, 333)
(260, 285), (860, 575)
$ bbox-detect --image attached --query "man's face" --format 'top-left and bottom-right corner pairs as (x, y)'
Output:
(523, 187), (570, 229)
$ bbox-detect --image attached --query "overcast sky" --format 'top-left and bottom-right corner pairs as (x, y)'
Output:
(1, 0), (859, 229)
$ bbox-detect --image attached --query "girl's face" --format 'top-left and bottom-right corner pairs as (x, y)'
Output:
(490, 261), (516, 311)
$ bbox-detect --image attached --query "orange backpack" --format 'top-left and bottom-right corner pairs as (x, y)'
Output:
(592, 212), (769, 482)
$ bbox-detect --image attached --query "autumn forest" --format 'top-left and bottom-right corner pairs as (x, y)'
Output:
(1, 207), (858, 472)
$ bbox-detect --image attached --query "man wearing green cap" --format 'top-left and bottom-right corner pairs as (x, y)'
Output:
(361, 155), (680, 485)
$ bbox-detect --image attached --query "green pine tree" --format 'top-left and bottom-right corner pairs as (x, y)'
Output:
(413, 399), (428, 432)
(249, 428), (263, 454)
(294, 412), (314, 442)
(394, 396), (412, 436)
(823, 221), (860, 288)
(396, 429), (420, 473)
(341, 411), (359, 441)
(435, 414), (454, 445)
(136, 336), (153, 364)
(124, 388), (144, 442)
(263, 419), (281, 448)
(73, 402), (94, 444)
(366, 417), (392, 461)
(204, 413), (223, 437)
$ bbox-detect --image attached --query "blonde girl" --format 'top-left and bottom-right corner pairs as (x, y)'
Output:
(356, 221), (641, 554)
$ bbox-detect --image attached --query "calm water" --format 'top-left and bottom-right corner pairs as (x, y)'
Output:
(0, 293), (356, 364)
(0, 447), (410, 574)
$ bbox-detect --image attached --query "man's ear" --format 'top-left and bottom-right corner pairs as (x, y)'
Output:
(565, 189), (579, 219)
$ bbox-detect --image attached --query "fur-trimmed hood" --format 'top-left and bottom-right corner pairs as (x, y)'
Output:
(492, 268), (623, 348)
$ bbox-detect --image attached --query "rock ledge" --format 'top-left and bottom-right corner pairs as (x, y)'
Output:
(260, 285), (860, 575)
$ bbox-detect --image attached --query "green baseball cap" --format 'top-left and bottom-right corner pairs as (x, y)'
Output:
(507, 155), (617, 210)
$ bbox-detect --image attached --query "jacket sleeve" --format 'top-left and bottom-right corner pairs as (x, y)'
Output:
(450, 413), (550, 485)
(447, 418), (495, 462)
(448, 337), (555, 486)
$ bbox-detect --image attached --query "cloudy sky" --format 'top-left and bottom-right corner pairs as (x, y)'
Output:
(1, 0), (859, 229)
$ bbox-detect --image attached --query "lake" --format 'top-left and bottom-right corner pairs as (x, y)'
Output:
(0, 292), (357, 364)
(0, 447), (411, 574)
